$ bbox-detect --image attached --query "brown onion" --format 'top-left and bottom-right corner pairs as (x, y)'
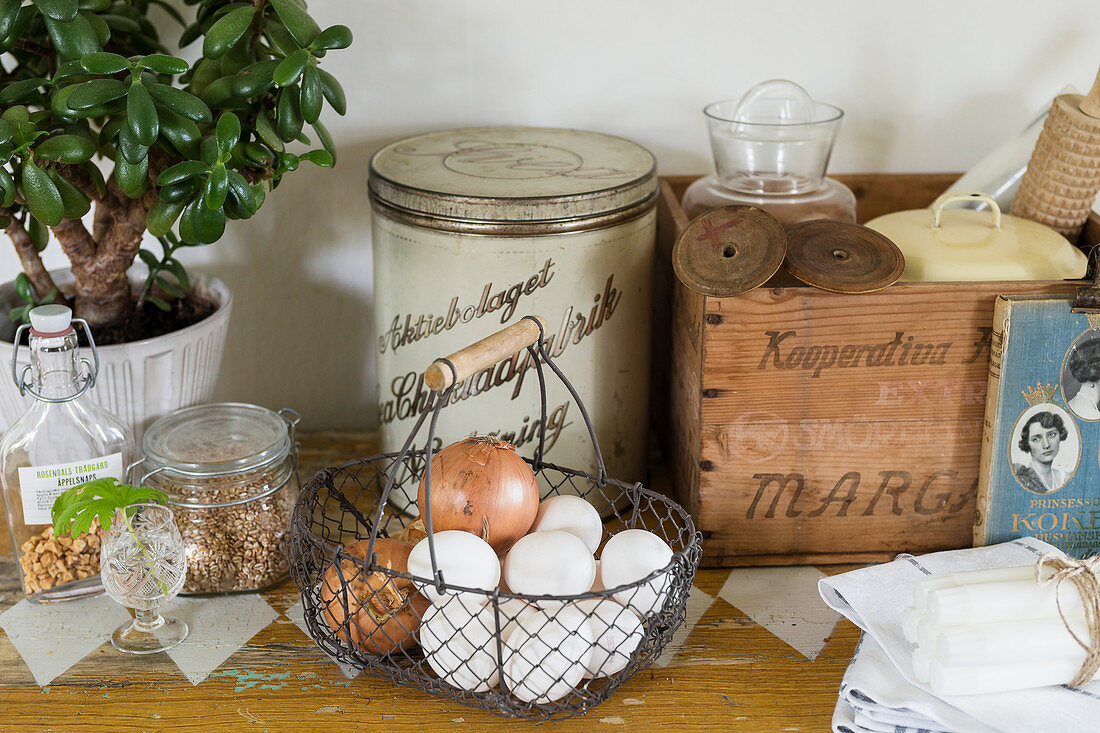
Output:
(417, 436), (539, 554)
(396, 516), (427, 546)
(320, 538), (430, 655)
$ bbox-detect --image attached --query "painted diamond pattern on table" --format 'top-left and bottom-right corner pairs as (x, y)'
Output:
(719, 566), (840, 661)
(0, 596), (131, 686)
(284, 599), (361, 679)
(655, 585), (715, 667)
(164, 594), (278, 684)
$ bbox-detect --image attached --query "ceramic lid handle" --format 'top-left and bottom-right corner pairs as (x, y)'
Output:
(424, 316), (547, 392)
(931, 191), (1002, 230)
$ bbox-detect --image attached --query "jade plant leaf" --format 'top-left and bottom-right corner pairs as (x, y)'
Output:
(202, 5), (255, 60)
(146, 197), (184, 237)
(310, 24), (352, 52)
(67, 78), (129, 110)
(233, 59), (279, 97)
(276, 84), (302, 142)
(115, 153), (148, 198)
(147, 83), (212, 125)
(43, 14), (101, 61)
(80, 51), (131, 74)
(137, 54), (189, 75)
(34, 134), (95, 164)
(204, 164), (228, 209)
(269, 0), (319, 47)
(215, 112), (240, 156)
(316, 68), (345, 116)
(32, 0), (78, 23)
(48, 169), (91, 219)
(157, 160), (208, 187)
(126, 81), (159, 146)
(299, 65), (322, 124)
(273, 48), (308, 87)
(21, 160), (63, 226)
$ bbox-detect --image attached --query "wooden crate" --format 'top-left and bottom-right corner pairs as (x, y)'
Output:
(653, 174), (1100, 567)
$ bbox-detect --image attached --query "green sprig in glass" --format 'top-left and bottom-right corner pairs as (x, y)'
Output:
(52, 478), (190, 654)
(52, 478), (170, 593)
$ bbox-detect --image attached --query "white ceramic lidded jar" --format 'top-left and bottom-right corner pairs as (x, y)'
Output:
(369, 127), (658, 513)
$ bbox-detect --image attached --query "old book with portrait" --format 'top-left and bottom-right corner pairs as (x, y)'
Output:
(975, 294), (1100, 557)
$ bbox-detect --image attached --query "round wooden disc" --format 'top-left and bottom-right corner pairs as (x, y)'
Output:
(783, 220), (905, 293)
(672, 206), (787, 297)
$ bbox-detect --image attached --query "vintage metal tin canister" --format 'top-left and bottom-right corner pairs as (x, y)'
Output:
(369, 126), (657, 512)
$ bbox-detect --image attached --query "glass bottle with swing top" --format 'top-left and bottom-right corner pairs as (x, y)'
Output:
(0, 304), (135, 602)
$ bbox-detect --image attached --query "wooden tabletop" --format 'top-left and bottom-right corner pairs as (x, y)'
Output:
(0, 431), (860, 732)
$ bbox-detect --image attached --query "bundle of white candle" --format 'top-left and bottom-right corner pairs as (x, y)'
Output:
(819, 538), (1100, 733)
(901, 561), (1096, 696)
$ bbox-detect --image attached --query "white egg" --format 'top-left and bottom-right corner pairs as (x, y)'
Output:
(503, 606), (594, 703)
(532, 495), (603, 552)
(408, 530), (500, 603)
(571, 598), (643, 678)
(599, 529), (674, 617)
(420, 595), (520, 692)
(503, 530), (596, 598)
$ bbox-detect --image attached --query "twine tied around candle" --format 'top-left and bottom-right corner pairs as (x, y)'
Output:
(1036, 552), (1100, 687)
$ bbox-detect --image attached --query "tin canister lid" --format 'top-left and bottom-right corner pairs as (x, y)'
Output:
(368, 127), (657, 234)
(143, 402), (292, 478)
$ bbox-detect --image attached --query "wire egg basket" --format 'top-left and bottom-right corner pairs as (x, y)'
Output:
(288, 316), (702, 721)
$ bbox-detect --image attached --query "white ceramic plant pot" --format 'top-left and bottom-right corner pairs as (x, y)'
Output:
(0, 270), (232, 446)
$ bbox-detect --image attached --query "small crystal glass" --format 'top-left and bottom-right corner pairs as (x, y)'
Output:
(101, 503), (188, 654)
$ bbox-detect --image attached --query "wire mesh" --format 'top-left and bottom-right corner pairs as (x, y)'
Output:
(287, 316), (702, 720)
(289, 453), (702, 721)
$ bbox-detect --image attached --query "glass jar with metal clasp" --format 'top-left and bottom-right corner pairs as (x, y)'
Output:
(0, 305), (135, 602)
(138, 403), (301, 595)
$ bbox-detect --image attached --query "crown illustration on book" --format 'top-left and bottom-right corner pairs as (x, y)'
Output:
(1022, 382), (1058, 406)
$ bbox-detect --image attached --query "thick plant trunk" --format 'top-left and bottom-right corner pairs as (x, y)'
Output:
(71, 266), (134, 328)
(47, 177), (155, 330)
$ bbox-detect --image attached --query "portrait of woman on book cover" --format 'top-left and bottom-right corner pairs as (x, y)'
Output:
(1063, 334), (1100, 421)
(1009, 405), (1079, 494)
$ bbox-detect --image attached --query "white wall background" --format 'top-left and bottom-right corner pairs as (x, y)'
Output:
(9, 0), (1100, 429)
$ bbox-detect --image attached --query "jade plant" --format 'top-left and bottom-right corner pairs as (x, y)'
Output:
(0, 0), (351, 336)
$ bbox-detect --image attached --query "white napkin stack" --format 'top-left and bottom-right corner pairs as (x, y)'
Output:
(819, 537), (1100, 733)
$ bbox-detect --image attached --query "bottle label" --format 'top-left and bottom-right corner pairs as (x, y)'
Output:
(18, 453), (123, 525)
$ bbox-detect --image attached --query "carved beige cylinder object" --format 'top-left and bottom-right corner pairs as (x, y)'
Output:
(1014, 68), (1100, 240)
(368, 127), (657, 514)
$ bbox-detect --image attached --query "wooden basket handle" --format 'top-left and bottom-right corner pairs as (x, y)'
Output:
(423, 316), (547, 392)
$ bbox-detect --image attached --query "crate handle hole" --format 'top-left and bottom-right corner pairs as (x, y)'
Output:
(722, 245), (737, 258)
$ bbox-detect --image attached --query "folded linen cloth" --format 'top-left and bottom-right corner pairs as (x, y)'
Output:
(833, 634), (990, 733)
(819, 537), (1100, 733)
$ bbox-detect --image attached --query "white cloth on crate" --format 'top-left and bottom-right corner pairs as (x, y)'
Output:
(818, 537), (1100, 733)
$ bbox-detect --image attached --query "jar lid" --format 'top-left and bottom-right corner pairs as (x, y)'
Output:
(368, 126), (657, 234)
(865, 191), (1089, 282)
(143, 403), (291, 477)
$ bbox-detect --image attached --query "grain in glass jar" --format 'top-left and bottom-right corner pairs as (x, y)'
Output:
(140, 403), (300, 595)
